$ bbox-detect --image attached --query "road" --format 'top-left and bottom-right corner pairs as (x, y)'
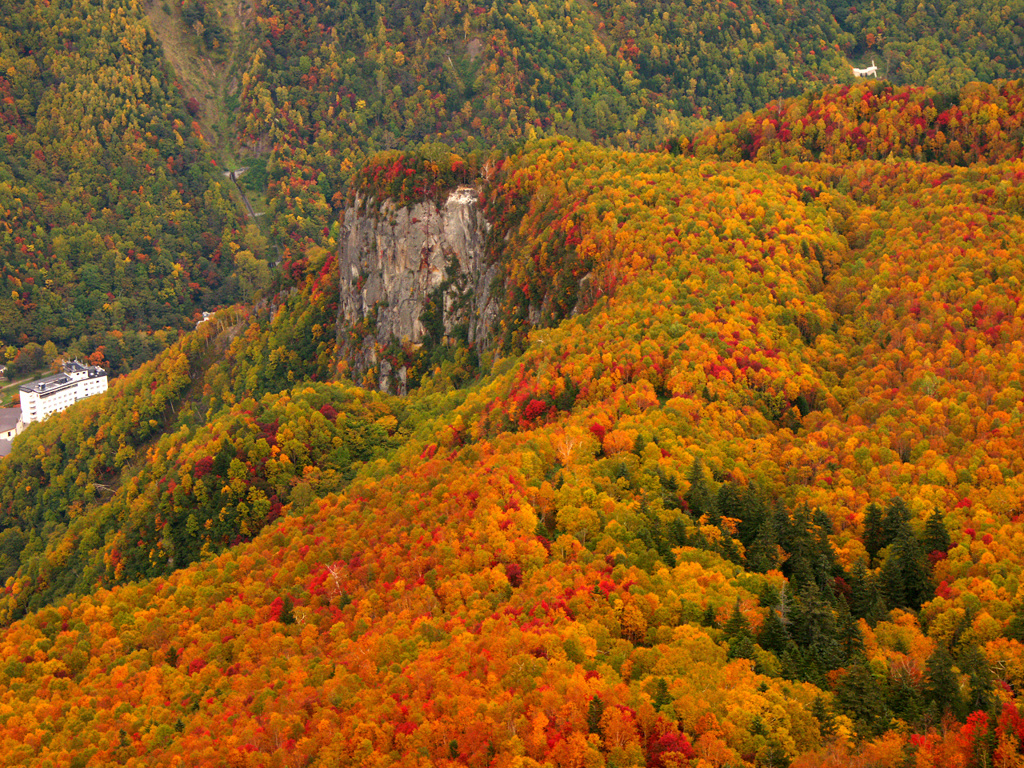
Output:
(228, 169), (258, 220)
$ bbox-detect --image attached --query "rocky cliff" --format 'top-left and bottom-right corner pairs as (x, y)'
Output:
(336, 186), (497, 393)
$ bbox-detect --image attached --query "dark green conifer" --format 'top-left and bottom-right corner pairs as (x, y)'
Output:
(811, 696), (837, 740)
(757, 738), (790, 768)
(758, 607), (791, 656)
(658, 467), (681, 511)
(717, 482), (766, 548)
(888, 664), (925, 726)
(836, 600), (864, 662)
(882, 498), (912, 546)
(879, 519), (931, 611)
(746, 510), (782, 573)
(863, 503), (886, 564)
(835, 656), (891, 737)
(1006, 606), (1024, 641)
(813, 507), (835, 537)
(780, 646), (805, 681)
(758, 583), (781, 609)
(717, 530), (744, 565)
(279, 595), (296, 625)
(958, 642), (994, 715)
(781, 506), (817, 587)
(724, 599), (750, 639)
(728, 633), (757, 661)
(923, 645), (963, 721)
(684, 457), (714, 521)
(587, 696), (605, 735)
(651, 677), (671, 710)
(922, 509), (951, 557)
(848, 559), (885, 622)
(791, 582), (843, 674)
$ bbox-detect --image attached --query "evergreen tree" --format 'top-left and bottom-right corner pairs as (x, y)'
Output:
(780, 646), (806, 681)
(651, 677), (672, 711)
(836, 600), (864, 662)
(684, 457), (714, 521)
(757, 738), (791, 768)
(922, 509), (951, 557)
(724, 601), (757, 659)
(728, 633), (757, 661)
(813, 508), (847, 595)
(888, 663), (925, 726)
(1006, 606), (1024, 641)
(746, 509), (782, 573)
(879, 519), (931, 611)
(957, 642), (994, 715)
(724, 599), (750, 639)
(716, 482), (746, 529)
(923, 645), (964, 722)
(863, 502), (886, 564)
(658, 467), (681, 511)
(790, 582), (843, 676)
(279, 595), (296, 625)
(781, 506), (818, 587)
(717, 482), (766, 548)
(587, 696), (605, 735)
(835, 656), (891, 738)
(668, 515), (689, 548)
(717, 530), (744, 566)
(811, 696), (837, 741)
(813, 507), (836, 537)
(849, 559), (889, 625)
(758, 607), (791, 656)
(882, 498), (912, 546)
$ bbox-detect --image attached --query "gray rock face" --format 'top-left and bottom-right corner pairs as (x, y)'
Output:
(337, 186), (498, 392)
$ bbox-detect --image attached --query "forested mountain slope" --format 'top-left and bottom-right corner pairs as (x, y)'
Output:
(4, 0), (1023, 373)
(0, 0), (252, 370)
(1, 79), (1023, 764)
(233, 0), (1024, 278)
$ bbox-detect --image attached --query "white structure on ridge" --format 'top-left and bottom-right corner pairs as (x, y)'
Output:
(19, 360), (108, 425)
(852, 60), (878, 78)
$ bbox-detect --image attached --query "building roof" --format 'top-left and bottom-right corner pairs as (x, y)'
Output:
(19, 361), (106, 395)
(0, 439), (11, 458)
(0, 408), (19, 432)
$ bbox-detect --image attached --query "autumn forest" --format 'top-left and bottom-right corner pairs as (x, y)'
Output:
(1, 0), (1024, 765)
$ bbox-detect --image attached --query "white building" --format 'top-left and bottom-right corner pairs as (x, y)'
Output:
(0, 408), (20, 459)
(19, 360), (108, 425)
(0, 408), (20, 441)
(852, 60), (878, 78)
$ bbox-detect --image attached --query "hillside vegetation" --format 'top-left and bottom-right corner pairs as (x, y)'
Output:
(233, 0), (1024, 278)
(3, 0), (1023, 372)
(0, 81), (1023, 765)
(0, 0), (258, 372)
